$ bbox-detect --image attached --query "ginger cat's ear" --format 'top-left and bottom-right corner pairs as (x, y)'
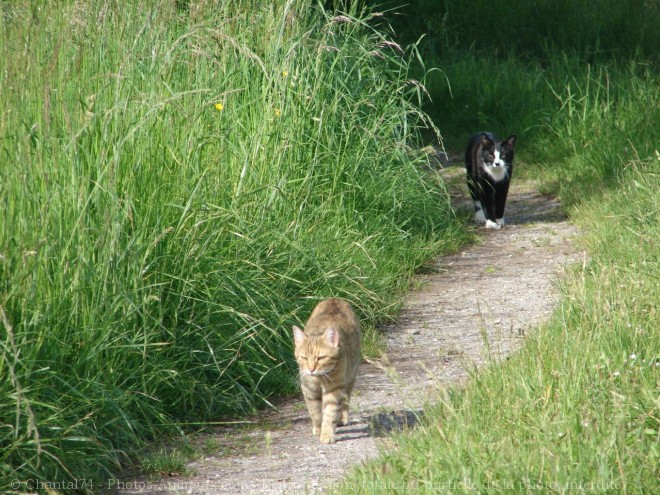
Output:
(324, 326), (340, 347)
(293, 326), (305, 346)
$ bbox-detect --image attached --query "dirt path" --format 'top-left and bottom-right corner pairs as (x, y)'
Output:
(120, 161), (583, 495)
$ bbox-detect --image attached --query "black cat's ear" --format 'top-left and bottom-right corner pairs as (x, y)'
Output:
(480, 133), (494, 148)
(503, 135), (517, 149)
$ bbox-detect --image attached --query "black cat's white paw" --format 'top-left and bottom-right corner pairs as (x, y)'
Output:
(485, 219), (501, 229)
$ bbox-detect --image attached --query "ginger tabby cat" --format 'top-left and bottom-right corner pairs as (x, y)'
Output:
(293, 298), (361, 444)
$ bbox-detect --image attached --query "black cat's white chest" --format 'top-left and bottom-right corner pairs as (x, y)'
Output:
(482, 160), (510, 182)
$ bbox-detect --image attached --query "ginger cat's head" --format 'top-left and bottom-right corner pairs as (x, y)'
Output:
(293, 325), (340, 377)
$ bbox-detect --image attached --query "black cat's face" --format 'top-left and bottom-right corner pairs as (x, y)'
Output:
(480, 134), (516, 170)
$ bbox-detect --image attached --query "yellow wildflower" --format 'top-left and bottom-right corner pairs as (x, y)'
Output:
(214, 102), (224, 111)
(281, 70), (288, 78)
(274, 108), (282, 117)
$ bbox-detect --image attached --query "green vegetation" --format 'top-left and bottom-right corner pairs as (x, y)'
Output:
(335, 0), (660, 492)
(387, 0), (660, 150)
(0, 0), (466, 489)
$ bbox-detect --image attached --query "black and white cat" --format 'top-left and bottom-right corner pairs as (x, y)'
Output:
(465, 132), (516, 229)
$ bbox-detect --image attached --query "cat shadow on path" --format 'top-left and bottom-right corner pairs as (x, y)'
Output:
(273, 407), (423, 443)
(503, 189), (568, 226)
(366, 409), (424, 437)
(321, 409), (424, 443)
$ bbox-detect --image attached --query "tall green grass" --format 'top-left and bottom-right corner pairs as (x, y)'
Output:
(0, 0), (464, 489)
(334, 1), (660, 493)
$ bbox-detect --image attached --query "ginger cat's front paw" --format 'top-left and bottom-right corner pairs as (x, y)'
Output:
(312, 424), (320, 436)
(319, 432), (336, 444)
